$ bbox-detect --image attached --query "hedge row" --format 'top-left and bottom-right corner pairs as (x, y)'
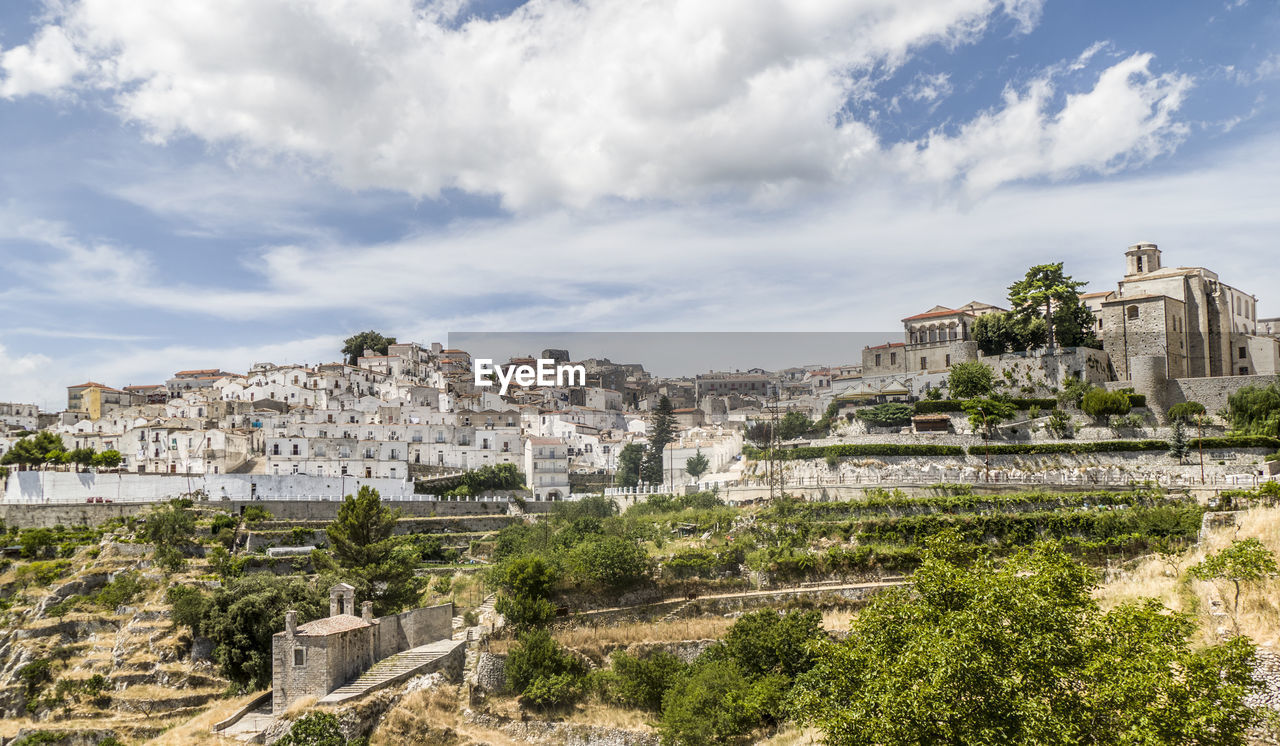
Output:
(745, 443), (968, 460)
(914, 398), (1058, 414)
(744, 436), (1280, 462)
(972, 436), (1280, 456)
(912, 394), (1148, 414)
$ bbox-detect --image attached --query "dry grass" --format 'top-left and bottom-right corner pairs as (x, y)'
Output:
(370, 684), (529, 746)
(282, 695), (317, 719)
(1097, 506), (1280, 647)
(759, 726), (824, 745)
(559, 702), (656, 731)
(143, 692), (265, 746)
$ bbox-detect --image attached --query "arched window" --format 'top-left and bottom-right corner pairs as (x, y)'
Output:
(1126, 306), (1139, 320)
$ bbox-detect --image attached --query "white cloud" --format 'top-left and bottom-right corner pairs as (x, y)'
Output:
(0, 25), (86, 98)
(900, 53), (1191, 193)
(0, 0), (1061, 209)
(0, 343), (55, 405)
(906, 72), (953, 103)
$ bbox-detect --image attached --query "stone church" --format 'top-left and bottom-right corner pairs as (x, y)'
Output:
(271, 583), (453, 714)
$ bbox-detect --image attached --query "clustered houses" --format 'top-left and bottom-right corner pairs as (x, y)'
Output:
(10, 340), (734, 501)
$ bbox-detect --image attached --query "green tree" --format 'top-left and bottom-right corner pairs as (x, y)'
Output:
(1226, 383), (1280, 437)
(1190, 538), (1279, 619)
(660, 660), (765, 746)
(320, 486), (417, 615)
(615, 442), (645, 488)
(491, 554), (560, 630)
(143, 498), (197, 572)
(1167, 401), (1207, 423)
(506, 628), (587, 709)
(972, 311), (1046, 355)
(340, 330), (396, 365)
(791, 533), (1261, 746)
(962, 397), (1016, 437)
(1007, 262), (1088, 350)
(642, 396), (677, 485)
(776, 410), (815, 440)
(1168, 418), (1190, 464)
(857, 403), (914, 428)
(182, 574), (326, 689)
(0, 432), (68, 469)
(947, 361), (994, 399)
(601, 650), (688, 712)
(67, 447), (96, 472)
(1051, 294), (1103, 349)
(1081, 388), (1132, 423)
(275, 710), (343, 746)
(706, 609), (824, 681)
(565, 535), (651, 592)
(91, 450), (122, 468)
(685, 450), (710, 480)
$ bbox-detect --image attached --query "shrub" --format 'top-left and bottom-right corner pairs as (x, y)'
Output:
(241, 505), (273, 523)
(746, 443), (966, 461)
(947, 361), (995, 399)
(660, 660), (762, 745)
(602, 650), (688, 712)
(506, 629), (587, 708)
(1167, 401), (1206, 423)
(565, 535), (651, 592)
(1227, 382), (1280, 437)
(275, 711), (344, 746)
(857, 403), (914, 428)
(1081, 388), (1132, 421)
(1046, 408), (1075, 439)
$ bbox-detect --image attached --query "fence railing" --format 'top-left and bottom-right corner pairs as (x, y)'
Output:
(0, 493), (514, 505)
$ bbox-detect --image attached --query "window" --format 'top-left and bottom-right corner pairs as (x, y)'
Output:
(272, 444), (280, 455)
(1136, 256), (1143, 272)
(1239, 347), (1247, 360)
(874, 354), (882, 366)
(920, 357), (928, 370)
(294, 648), (306, 667)
(291, 444), (300, 456)
(890, 352), (897, 365)
(1240, 367), (1250, 375)
(1127, 306), (1139, 320)
(945, 354), (951, 366)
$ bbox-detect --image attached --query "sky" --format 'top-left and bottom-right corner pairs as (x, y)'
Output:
(0, 0), (1277, 409)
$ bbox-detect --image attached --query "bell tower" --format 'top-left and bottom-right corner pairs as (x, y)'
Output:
(1125, 242), (1161, 277)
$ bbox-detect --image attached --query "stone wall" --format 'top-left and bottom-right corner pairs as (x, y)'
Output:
(375, 603), (453, 660)
(0, 498), (516, 529)
(3, 471), (415, 503)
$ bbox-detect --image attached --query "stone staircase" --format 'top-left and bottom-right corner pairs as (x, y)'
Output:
(317, 638), (463, 705)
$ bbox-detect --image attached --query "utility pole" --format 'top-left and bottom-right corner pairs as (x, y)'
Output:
(1198, 414), (1205, 485)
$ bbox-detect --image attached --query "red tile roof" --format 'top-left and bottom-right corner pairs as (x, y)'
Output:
(295, 614), (371, 636)
(902, 308), (971, 321)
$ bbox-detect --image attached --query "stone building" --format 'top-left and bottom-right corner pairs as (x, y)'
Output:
(272, 583), (453, 714)
(1098, 243), (1275, 381)
(861, 301), (1003, 377)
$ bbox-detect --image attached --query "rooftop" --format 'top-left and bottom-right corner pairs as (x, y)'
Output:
(295, 614), (371, 636)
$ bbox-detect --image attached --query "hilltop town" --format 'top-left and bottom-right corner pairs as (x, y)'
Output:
(2, 243), (1280, 746)
(3, 243), (1278, 505)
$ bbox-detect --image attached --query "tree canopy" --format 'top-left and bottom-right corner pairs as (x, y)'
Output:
(641, 396), (676, 485)
(615, 442), (645, 488)
(340, 330), (396, 365)
(947, 361), (994, 399)
(685, 449), (710, 480)
(1007, 262), (1088, 350)
(319, 486), (417, 615)
(791, 533), (1261, 746)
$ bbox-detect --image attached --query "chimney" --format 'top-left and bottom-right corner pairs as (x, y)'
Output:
(362, 601), (373, 623)
(285, 610), (297, 636)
